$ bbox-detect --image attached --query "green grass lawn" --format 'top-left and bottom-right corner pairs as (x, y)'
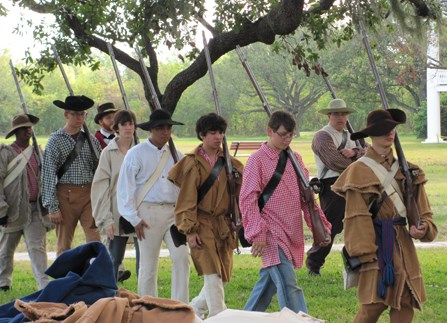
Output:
(5, 134), (446, 252)
(1, 249), (446, 322)
(1, 134), (445, 321)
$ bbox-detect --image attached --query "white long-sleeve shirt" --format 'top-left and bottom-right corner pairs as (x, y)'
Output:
(116, 139), (182, 226)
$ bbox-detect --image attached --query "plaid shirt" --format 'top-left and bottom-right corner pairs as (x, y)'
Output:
(239, 143), (331, 269)
(41, 128), (102, 213)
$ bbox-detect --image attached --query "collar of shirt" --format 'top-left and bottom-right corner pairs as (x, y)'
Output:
(260, 142), (282, 160)
(145, 138), (169, 153)
(198, 145), (220, 167)
(368, 147), (395, 170)
(100, 128), (114, 139)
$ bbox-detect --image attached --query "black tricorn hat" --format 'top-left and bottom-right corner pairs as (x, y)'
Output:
(137, 109), (184, 131)
(53, 95), (95, 111)
(5, 114), (39, 139)
(94, 102), (119, 124)
(351, 109), (406, 141)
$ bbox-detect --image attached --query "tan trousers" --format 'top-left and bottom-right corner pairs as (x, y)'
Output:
(56, 184), (100, 256)
(354, 283), (415, 323)
(137, 202), (190, 303)
(0, 202), (49, 289)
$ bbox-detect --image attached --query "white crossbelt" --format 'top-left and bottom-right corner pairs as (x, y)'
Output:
(358, 156), (407, 218)
(4, 145), (33, 189)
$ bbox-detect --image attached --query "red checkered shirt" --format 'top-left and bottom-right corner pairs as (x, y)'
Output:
(239, 143), (331, 269)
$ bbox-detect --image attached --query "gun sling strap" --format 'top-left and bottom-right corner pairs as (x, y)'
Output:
(342, 157), (399, 272)
(57, 132), (86, 179)
(239, 149), (288, 247)
(170, 155), (226, 247)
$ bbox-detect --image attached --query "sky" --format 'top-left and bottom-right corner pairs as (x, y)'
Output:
(0, 1), (215, 64)
(0, 3), (52, 62)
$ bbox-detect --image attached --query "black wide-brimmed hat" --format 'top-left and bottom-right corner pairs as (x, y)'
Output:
(53, 95), (95, 111)
(351, 109), (406, 141)
(5, 114), (39, 139)
(137, 109), (184, 131)
(94, 102), (119, 124)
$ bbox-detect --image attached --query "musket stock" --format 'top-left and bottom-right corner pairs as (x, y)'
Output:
(9, 60), (44, 164)
(134, 46), (179, 163)
(51, 45), (100, 166)
(359, 21), (420, 228)
(315, 63), (365, 148)
(203, 33), (242, 231)
(235, 45), (328, 244)
(106, 42), (139, 145)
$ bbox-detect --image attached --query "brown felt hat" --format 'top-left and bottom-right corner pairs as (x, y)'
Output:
(94, 102), (119, 124)
(53, 95), (95, 111)
(137, 109), (184, 131)
(5, 114), (39, 139)
(351, 109), (406, 141)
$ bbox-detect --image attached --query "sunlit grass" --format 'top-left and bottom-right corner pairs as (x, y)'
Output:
(2, 249), (446, 322)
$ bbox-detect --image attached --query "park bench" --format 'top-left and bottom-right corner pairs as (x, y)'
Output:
(230, 141), (263, 157)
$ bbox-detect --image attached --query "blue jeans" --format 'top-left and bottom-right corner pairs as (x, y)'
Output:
(244, 247), (308, 314)
(108, 236), (140, 281)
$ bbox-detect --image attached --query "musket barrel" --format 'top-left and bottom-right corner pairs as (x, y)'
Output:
(9, 60), (44, 164)
(134, 45), (179, 162)
(316, 62), (364, 148)
(107, 42), (139, 145)
(235, 45), (328, 244)
(359, 20), (420, 228)
(203, 33), (241, 229)
(51, 45), (100, 165)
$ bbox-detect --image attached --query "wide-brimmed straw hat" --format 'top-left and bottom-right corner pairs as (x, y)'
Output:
(53, 95), (95, 111)
(350, 109), (406, 141)
(5, 114), (39, 139)
(137, 109), (184, 131)
(94, 102), (119, 124)
(318, 98), (356, 114)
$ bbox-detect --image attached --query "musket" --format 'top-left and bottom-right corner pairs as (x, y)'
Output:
(9, 60), (44, 164)
(235, 45), (329, 245)
(314, 62), (365, 148)
(51, 45), (100, 166)
(134, 46), (179, 162)
(203, 33), (242, 232)
(106, 42), (139, 145)
(359, 20), (420, 228)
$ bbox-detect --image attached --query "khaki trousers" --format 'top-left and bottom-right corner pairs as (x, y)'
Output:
(137, 202), (190, 303)
(0, 202), (49, 289)
(354, 283), (415, 323)
(56, 184), (100, 256)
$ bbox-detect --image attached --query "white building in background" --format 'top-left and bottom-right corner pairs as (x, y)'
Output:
(425, 4), (446, 143)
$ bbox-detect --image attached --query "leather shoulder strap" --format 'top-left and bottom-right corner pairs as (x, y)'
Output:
(57, 132), (86, 179)
(135, 149), (170, 208)
(197, 156), (225, 203)
(258, 150), (288, 211)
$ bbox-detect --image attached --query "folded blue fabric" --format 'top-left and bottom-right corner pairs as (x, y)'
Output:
(0, 241), (117, 322)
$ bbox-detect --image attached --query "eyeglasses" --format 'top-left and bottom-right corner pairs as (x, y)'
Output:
(274, 131), (296, 139)
(67, 111), (87, 117)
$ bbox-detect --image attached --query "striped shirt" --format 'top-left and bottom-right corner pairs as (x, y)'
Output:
(239, 143), (330, 269)
(41, 128), (102, 213)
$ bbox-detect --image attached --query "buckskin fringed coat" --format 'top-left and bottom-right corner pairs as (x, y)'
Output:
(168, 146), (243, 282)
(332, 147), (437, 310)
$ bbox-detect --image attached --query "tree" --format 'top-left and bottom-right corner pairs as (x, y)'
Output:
(9, 0), (440, 116)
(223, 43), (327, 136)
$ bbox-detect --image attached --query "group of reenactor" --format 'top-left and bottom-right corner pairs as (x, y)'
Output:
(0, 93), (438, 323)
